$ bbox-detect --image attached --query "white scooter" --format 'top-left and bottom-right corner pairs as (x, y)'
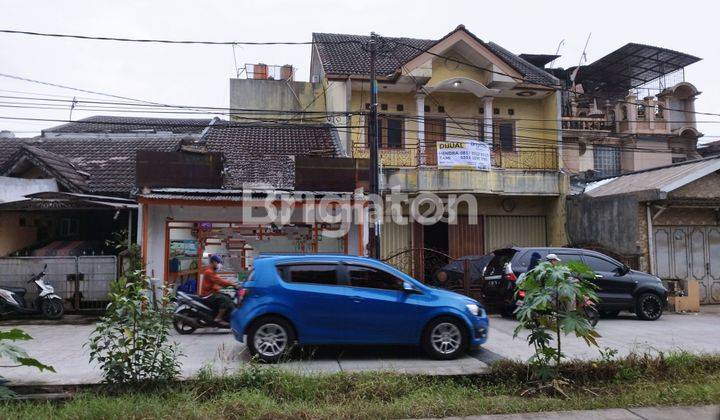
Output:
(0, 264), (64, 320)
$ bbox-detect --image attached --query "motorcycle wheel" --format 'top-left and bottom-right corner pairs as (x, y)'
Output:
(41, 299), (64, 320)
(173, 309), (197, 334)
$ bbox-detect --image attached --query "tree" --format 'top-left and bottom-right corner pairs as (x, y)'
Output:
(87, 244), (181, 385)
(513, 261), (600, 390)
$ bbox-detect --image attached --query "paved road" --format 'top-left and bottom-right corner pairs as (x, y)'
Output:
(483, 311), (720, 361)
(2, 310), (719, 385)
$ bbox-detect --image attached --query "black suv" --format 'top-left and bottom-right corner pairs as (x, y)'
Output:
(482, 247), (668, 321)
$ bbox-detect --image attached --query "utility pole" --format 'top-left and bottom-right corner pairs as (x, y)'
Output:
(368, 32), (381, 259)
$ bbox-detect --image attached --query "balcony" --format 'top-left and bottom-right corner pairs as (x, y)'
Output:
(383, 167), (562, 196)
(352, 145), (558, 170)
(561, 117), (613, 132)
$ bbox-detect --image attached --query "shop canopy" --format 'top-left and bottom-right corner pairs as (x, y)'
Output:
(576, 43), (701, 94)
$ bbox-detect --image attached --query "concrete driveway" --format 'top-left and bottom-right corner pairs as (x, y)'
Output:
(484, 310), (720, 361)
(2, 309), (719, 385)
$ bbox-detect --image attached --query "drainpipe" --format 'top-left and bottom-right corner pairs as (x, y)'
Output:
(646, 204), (654, 275)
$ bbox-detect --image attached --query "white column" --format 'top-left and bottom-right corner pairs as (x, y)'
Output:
(416, 93), (426, 165)
(482, 97), (493, 143)
(687, 97), (697, 125)
(646, 98), (655, 130)
(625, 92), (638, 133)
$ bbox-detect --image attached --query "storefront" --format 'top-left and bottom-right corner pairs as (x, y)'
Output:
(137, 189), (367, 288)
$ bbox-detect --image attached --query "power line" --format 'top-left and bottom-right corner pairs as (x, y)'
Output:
(0, 28), (360, 46)
(3, 28), (718, 118)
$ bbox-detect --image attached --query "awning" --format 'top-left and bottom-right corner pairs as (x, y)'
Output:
(0, 191), (137, 211)
(577, 43), (701, 94)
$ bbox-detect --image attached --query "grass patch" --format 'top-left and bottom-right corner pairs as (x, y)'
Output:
(5, 352), (720, 419)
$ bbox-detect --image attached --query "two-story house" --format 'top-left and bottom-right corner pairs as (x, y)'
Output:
(230, 25), (567, 279)
(306, 25), (568, 278)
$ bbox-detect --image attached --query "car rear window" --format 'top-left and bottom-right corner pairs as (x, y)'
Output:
(485, 251), (517, 276)
(277, 264), (338, 285)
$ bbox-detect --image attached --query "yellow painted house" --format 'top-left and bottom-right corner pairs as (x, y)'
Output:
(309, 25), (567, 275)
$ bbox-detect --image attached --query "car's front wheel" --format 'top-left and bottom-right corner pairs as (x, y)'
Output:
(422, 316), (468, 360)
(247, 316), (296, 363)
(635, 292), (663, 321)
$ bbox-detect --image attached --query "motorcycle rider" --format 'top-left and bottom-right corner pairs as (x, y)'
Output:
(199, 255), (236, 327)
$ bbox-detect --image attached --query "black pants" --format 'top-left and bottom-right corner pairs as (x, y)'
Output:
(205, 293), (233, 314)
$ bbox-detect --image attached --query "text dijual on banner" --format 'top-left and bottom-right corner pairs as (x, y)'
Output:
(436, 139), (492, 171)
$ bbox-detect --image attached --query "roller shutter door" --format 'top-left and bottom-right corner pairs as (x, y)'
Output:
(484, 216), (547, 252)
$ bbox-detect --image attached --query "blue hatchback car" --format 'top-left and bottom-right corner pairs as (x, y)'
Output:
(230, 255), (489, 362)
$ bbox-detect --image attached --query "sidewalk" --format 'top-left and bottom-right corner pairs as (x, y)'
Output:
(434, 405), (720, 420)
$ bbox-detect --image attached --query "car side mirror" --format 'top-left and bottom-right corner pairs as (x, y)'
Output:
(403, 281), (421, 294)
(616, 265), (630, 275)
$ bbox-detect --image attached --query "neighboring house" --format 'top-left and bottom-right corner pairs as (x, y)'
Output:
(135, 120), (365, 285)
(0, 134), (182, 256)
(231, 25), (567, 279)
(554, 43), (703, 178)
(0, 115), (215, 257)
(566, 156), (720, 304)
(41, 115), (213, 138)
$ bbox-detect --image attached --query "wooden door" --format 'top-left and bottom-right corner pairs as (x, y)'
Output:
(424, 118), (445, 165)
(448, 215), (484, 258)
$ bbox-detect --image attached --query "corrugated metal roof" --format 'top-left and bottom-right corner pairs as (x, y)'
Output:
(584, 156), (720, 199)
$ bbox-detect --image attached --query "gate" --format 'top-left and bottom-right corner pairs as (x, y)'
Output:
(383, 247), (485, 303)
(0, 256), (117, 313)
(653, 226), (720, 304)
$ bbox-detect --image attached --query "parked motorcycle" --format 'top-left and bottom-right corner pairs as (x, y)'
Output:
(173, 286), (243, 334)
(0, 264), (64, 320)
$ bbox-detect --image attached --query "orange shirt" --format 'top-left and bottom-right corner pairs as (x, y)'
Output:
(199, 266), (234, 297)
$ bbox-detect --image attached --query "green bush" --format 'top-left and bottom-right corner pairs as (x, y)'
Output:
(513, 261), (600, 382)
(86, 245), (181, 385)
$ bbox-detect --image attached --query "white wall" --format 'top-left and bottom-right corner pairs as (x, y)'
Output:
(0, 176), (57, 203)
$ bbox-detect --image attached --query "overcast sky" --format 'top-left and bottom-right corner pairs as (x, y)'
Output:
(0, 0), (717, 142)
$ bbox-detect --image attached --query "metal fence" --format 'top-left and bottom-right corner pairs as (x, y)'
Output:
(0, 256), (117, 313)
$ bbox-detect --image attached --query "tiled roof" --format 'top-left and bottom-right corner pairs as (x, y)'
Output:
(0, 137), (25, 161)
(0, 137), (182, 195)
(486, 42), (558, 86)
(313, 32), (435, 77)
(42, 115), (212, 135)
(202, 121), (343, 189)
(584, 155), (720, 199)
(2, 145), (89, 192)
(313, 29), (558, 86)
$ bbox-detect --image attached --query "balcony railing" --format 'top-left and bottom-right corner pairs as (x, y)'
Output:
(352, 144), (558, 170)
(561, 117), (613, 132)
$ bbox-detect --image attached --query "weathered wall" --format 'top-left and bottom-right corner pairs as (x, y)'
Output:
(229, 79), (325, 118)
(670, 172), (720, 199)
(546, 173), (569, 246)
(566, 194), (641, 256)
(0, 213), (38, 256)
(623, 138), (672, 172)
(0, 176), (57, 203)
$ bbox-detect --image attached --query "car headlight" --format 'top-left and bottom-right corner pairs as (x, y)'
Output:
(466, 304), (485, 317)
